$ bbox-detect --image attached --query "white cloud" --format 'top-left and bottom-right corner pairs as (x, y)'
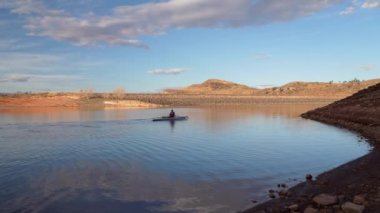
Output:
(0, 53), (63, 72)
(0, 52), (105, 73)
(147, 68), (187, 75)
(9, 76), (30, 82)
(340, 0), (380, 15)
(340, 6), (356, 15)
(254, 53), (272, 60)
(6, 0), (65, 15)
(362, 0), (380, 8)
(360, 64), (379, 71)
(339, 0), (360, 15)
(3, 0), (341, 48)
(0, 74), (79, 83)
(0, 39), (41, 51)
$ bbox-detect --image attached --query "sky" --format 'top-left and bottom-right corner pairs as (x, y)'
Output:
(0, 0), (379, 93)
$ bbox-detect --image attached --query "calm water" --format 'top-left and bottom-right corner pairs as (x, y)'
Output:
(0, 105), (370, 213)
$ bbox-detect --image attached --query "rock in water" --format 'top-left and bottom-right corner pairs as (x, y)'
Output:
(278, 189), (288, 198)
(269, 192), (276, 199)
(312, 193), (337, 206)
(341, 202), (365, 213)
(288, 204), (298, 211)
(306, 174), (313, 181)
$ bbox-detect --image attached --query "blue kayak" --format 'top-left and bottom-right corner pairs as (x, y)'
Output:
(152, 116), (189, 122)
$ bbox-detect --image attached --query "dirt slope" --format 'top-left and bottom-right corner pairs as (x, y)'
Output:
(302, 82), (380, 143)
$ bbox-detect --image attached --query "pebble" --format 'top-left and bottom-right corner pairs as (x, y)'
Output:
(304, 207), (318, 213)
(269, 192), (276, 199)
(338, 195), (345, 204)
(306, 174), (313, 181)
(333, 204), (341, 211)
(353, 194), (365, 205)
(288, 204), (298, 211)
(278, 189), (288, 198)
(341, 202), (365, 213)
(312, 193), (337, 206)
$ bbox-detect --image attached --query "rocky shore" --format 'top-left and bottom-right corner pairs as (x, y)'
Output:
(245, 83), (380, 213)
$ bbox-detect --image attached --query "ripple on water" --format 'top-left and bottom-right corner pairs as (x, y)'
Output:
(0, 107), (371, 212)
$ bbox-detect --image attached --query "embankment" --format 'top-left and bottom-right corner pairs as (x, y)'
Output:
(245, 83), (380, 212)
(0, 94), (338, 108)
(0, 96), (80, 108)
(104, 100), (162, 109)
(122, 94), (338, 106)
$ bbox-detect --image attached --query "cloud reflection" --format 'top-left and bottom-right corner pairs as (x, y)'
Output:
(4, 163), (269, 213)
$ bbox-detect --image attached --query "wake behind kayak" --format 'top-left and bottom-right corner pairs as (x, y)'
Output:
(152, 116), (189, 122)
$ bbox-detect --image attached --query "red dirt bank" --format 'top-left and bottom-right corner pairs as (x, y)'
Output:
(0, 96), (79, 108)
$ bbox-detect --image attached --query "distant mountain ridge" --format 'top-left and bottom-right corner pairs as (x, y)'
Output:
(163, 78), (380, 97)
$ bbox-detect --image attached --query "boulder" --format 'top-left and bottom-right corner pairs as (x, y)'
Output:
(288, 204), (298, 211)
(304, 207), (318, 213)
(353, 195), (366, 205)
(313, 193), (337, 206)
(341, 202), (364, 213)
(278, 189), (288, 198)
(269, 192), (276, 199)
(306, 174), (313, 181)
(338, 195), (345, 204)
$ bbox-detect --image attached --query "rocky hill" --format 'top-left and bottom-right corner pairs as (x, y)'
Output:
(164, 78), (380, 97)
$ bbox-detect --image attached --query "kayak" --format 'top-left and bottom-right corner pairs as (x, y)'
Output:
(152, 116), (189, 122)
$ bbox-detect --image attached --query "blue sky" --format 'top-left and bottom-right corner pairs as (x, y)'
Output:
(0, 0), (379, 92)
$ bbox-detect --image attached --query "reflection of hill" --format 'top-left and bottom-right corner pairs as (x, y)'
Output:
(191, 104), (325, 124)
(177, 104), (326, 133)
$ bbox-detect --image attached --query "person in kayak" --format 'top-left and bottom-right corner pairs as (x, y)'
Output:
(169, 109), (175, 118)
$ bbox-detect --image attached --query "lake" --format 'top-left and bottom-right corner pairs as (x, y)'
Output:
(0, 104), (370, 213)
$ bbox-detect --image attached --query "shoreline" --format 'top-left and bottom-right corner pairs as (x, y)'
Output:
(245, 84), (380, 213)
(0, 95), (339, 108)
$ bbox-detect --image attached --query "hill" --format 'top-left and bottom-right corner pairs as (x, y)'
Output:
(164, 78), (380, 97)
(163, 79), (257, 95)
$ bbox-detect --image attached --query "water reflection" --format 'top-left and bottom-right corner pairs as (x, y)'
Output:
(11, 163), (260, 213)
(0, 104), (370, 213)
(169, 120), (175, 131)
(0, 103), (325, 125)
